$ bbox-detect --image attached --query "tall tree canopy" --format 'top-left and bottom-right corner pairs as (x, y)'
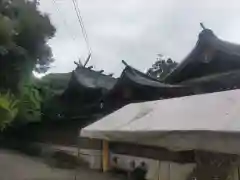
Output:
(0, 0), (55, 129)
(0, 0), (55, 92)
(147, 54), (178, 81)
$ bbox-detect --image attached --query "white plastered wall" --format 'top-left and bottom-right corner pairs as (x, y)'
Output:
(109, 153), (196, 180)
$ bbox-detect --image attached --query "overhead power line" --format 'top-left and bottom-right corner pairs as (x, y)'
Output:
(71, 0), (92, 56)
(51, 0), (91, 66)
(51, 0), (84, 65)
(51, 0), (92, 67)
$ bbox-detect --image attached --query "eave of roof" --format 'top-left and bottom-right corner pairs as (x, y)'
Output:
(71, 66), (117, 90)
(164, 29), (240, 83)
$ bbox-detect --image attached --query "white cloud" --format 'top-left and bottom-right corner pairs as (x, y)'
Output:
(39, 0), (240, 76)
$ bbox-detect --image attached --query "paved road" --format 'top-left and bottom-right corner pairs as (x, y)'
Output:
(0, 149), (122, 180)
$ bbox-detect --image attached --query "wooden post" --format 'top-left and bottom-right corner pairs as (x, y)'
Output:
(102, 140), (110, 172)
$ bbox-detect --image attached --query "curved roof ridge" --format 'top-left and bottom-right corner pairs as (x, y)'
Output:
(164, 28), (240, 83)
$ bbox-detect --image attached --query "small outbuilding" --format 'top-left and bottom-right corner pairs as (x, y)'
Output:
(80, 89), (240, 180)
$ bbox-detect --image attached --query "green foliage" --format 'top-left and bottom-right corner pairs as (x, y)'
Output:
(17, 84), (42, 123)
(0, 83), (43, 129)
(0, 92), (19, 130)
(0, 0), (56, 128)
(13, 0), (55, 72)
(147, 54), (178, 81)
(35, 72), (72, 120)
(37, 73), (72, 95)
(0, 0), (56, 92)
(0, 15), (13, 51)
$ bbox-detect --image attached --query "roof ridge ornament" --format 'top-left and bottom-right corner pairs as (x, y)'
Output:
(74, 58), (83, 67)
(87, 66), (93, 69)
(200, 23), (206, 30)
(122, 60), (129, 67)
(98, 70), (104, 73)
(83, 53), (92, 67)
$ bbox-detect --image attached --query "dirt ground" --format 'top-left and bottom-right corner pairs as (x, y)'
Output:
(0, 149), (122, 180)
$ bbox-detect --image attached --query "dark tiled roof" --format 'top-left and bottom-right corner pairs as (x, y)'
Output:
(121, 65), (182, 88)
(164, 29), (240, 83)
(73, 66), (117, 90)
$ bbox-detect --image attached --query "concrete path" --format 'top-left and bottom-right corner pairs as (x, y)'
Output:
(0, 149), (122, 180)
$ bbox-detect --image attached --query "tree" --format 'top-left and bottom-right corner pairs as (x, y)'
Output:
(0, 0), (55, 93)
(147, 54), (178, 81)
(0, 0), (55, 129)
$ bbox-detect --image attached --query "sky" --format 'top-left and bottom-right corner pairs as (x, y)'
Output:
(38, 0), (240, 77)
